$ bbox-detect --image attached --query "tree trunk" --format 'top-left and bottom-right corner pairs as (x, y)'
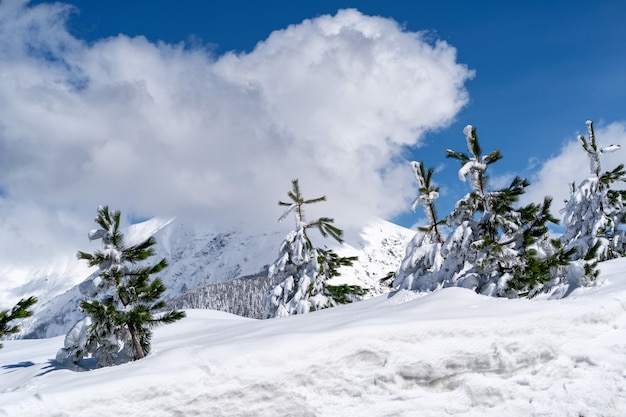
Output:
(127, 322), (145, 360)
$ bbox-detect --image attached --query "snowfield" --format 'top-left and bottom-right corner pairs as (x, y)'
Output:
(1, 259), (626, 416)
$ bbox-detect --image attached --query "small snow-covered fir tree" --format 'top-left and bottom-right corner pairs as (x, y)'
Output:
(561, 120), (626, 262)
(396, 125), (567, 297)
(264, 179), (358, 318)
(0, 296), (36, 349)
(57, 206), (184, 366)
(394, 162), (445, 291)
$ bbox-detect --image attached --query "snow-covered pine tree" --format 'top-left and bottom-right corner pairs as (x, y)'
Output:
(443, 126), (569, 297)
(57, 206), (185, 366)
(561, 120), (626, 262)
(393, 161), (445, 291)
(0, 296), (37, 349)
(396, 125), (566, 297)
(263, 179), (358, 318)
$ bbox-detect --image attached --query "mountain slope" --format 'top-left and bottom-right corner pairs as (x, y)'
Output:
(18, 217), (414, 338)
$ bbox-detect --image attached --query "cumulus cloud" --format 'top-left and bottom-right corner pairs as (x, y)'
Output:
(523, 121), (626, 217)
(0, 1), (472, 273)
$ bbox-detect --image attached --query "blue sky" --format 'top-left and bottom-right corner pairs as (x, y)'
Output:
(53, 0), (626, 222)
(1, 0), (625, 264)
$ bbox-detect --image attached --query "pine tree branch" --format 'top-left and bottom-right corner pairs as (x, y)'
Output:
(483, 149), (503, 165)
(445, 149), (470, 163)
(0, 296), (37, 347)
(303, 196), (326, 205)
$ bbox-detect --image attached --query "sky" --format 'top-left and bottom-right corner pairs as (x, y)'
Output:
(0, 0), (625, 270)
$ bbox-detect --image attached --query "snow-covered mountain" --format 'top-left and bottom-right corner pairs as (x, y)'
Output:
(2, 257), (625, 416)
(17, 217), (414, 338)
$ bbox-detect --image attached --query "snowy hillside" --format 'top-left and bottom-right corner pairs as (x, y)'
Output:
(16, 217), (414, 338)
(0, 218), (175, 319)
(168, 220), (414, 318)
(2, 258), (626, 416)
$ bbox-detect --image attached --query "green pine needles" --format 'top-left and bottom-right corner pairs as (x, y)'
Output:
(63, 206), (184, 366)
(0, 296), (37, 349)
(316, 247), (360, 304)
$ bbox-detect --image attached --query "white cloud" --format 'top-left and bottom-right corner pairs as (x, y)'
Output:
(0, 1), (472, 280)
(523, 121), (626, 216)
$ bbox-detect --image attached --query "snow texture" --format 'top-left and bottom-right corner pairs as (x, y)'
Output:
(2, 257), (626, 416)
